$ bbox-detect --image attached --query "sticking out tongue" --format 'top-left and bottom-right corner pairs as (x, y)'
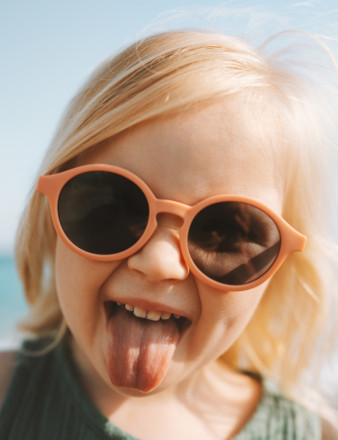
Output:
(106, 307), (180, 392)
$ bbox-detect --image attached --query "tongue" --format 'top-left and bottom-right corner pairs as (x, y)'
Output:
(106, 307), (180, 392)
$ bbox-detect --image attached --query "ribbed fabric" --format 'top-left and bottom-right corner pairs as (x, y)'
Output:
(0, 339), (321, 440)
(233, 380), (321, 440)
(0, 339), (139, 440)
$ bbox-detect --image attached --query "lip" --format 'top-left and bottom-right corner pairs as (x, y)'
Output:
(103, 297), (192, 337)
(104, 296), (192, 322)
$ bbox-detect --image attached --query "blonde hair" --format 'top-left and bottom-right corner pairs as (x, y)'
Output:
(15, 29), (338, 418)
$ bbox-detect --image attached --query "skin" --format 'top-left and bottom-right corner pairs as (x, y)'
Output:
(55, 98), (283, 439)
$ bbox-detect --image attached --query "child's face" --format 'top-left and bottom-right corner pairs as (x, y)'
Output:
(55, 98), (282, 396)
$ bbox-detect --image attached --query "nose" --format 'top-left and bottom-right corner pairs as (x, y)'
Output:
(127, 225), (189, 283)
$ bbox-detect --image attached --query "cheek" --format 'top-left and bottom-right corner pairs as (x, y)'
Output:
(54, 239), (120, 334)
(196, 282), (268, 355)
(217, 286), (266, 322)
(55, 241), (96, 338)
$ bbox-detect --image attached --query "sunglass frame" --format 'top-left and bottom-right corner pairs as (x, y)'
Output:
(38, 163), (306, 292)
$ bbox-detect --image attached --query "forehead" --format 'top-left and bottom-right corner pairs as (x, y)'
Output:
(80, 98), (282, 209)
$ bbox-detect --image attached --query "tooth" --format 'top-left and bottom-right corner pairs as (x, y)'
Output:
(146, 310), (161, 321)
(134, 306), (147, 318)
(161, 312), (172, 320)
(125, 304), (134, 312)
(174, 314), (181, 319)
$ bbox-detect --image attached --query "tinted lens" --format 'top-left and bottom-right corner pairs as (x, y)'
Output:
(58, 171), (149, 254)
(188, 202), (281, 285)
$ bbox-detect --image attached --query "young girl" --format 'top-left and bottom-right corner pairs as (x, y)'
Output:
(0, 28), (337, 439)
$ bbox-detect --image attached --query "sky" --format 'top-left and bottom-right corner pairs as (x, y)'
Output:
(1, 0), (338, 253)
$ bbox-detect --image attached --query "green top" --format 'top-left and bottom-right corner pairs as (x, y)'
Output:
(0, 339), (321, 440)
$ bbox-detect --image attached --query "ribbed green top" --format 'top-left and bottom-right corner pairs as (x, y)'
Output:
(0, 339), (320, 439)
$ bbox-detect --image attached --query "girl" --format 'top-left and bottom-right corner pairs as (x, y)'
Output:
(0, 28), (337, 439)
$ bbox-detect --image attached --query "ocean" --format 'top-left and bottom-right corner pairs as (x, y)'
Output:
(0, 254), (27, 349)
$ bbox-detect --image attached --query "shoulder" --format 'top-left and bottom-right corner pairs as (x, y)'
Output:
(0, 351), (17, 407)
(236, 378), (321, 439)
(260, 380), (321, 439)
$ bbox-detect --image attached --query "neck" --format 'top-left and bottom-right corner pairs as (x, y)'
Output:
(68, 337), (262, 440)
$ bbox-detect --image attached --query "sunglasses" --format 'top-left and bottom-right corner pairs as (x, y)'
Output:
(38, 164), (306, 291)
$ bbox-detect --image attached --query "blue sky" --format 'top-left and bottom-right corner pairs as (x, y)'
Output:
(1, 0), (338, 253)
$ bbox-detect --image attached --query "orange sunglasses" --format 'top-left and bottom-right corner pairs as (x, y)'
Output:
(38, 164), (306, 291)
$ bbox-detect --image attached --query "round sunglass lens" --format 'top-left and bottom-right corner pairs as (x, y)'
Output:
(58, 171), (149, 254)
(188, 202), (281, 285)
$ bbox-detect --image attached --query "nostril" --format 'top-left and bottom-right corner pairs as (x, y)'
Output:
(127, 265), (147, 280)
(126, 225), (189, 282)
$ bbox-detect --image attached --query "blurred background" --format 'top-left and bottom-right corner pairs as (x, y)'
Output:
(1, 0), (338, 347)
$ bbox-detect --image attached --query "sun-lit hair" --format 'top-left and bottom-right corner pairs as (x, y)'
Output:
(15, 29), (338, 422)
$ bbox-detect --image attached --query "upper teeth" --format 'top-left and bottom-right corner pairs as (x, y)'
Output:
(117, 302), (181, 322)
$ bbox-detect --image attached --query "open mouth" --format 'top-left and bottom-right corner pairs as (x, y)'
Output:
(104, 301), (191, 334)
(104, 300), (191, 392)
